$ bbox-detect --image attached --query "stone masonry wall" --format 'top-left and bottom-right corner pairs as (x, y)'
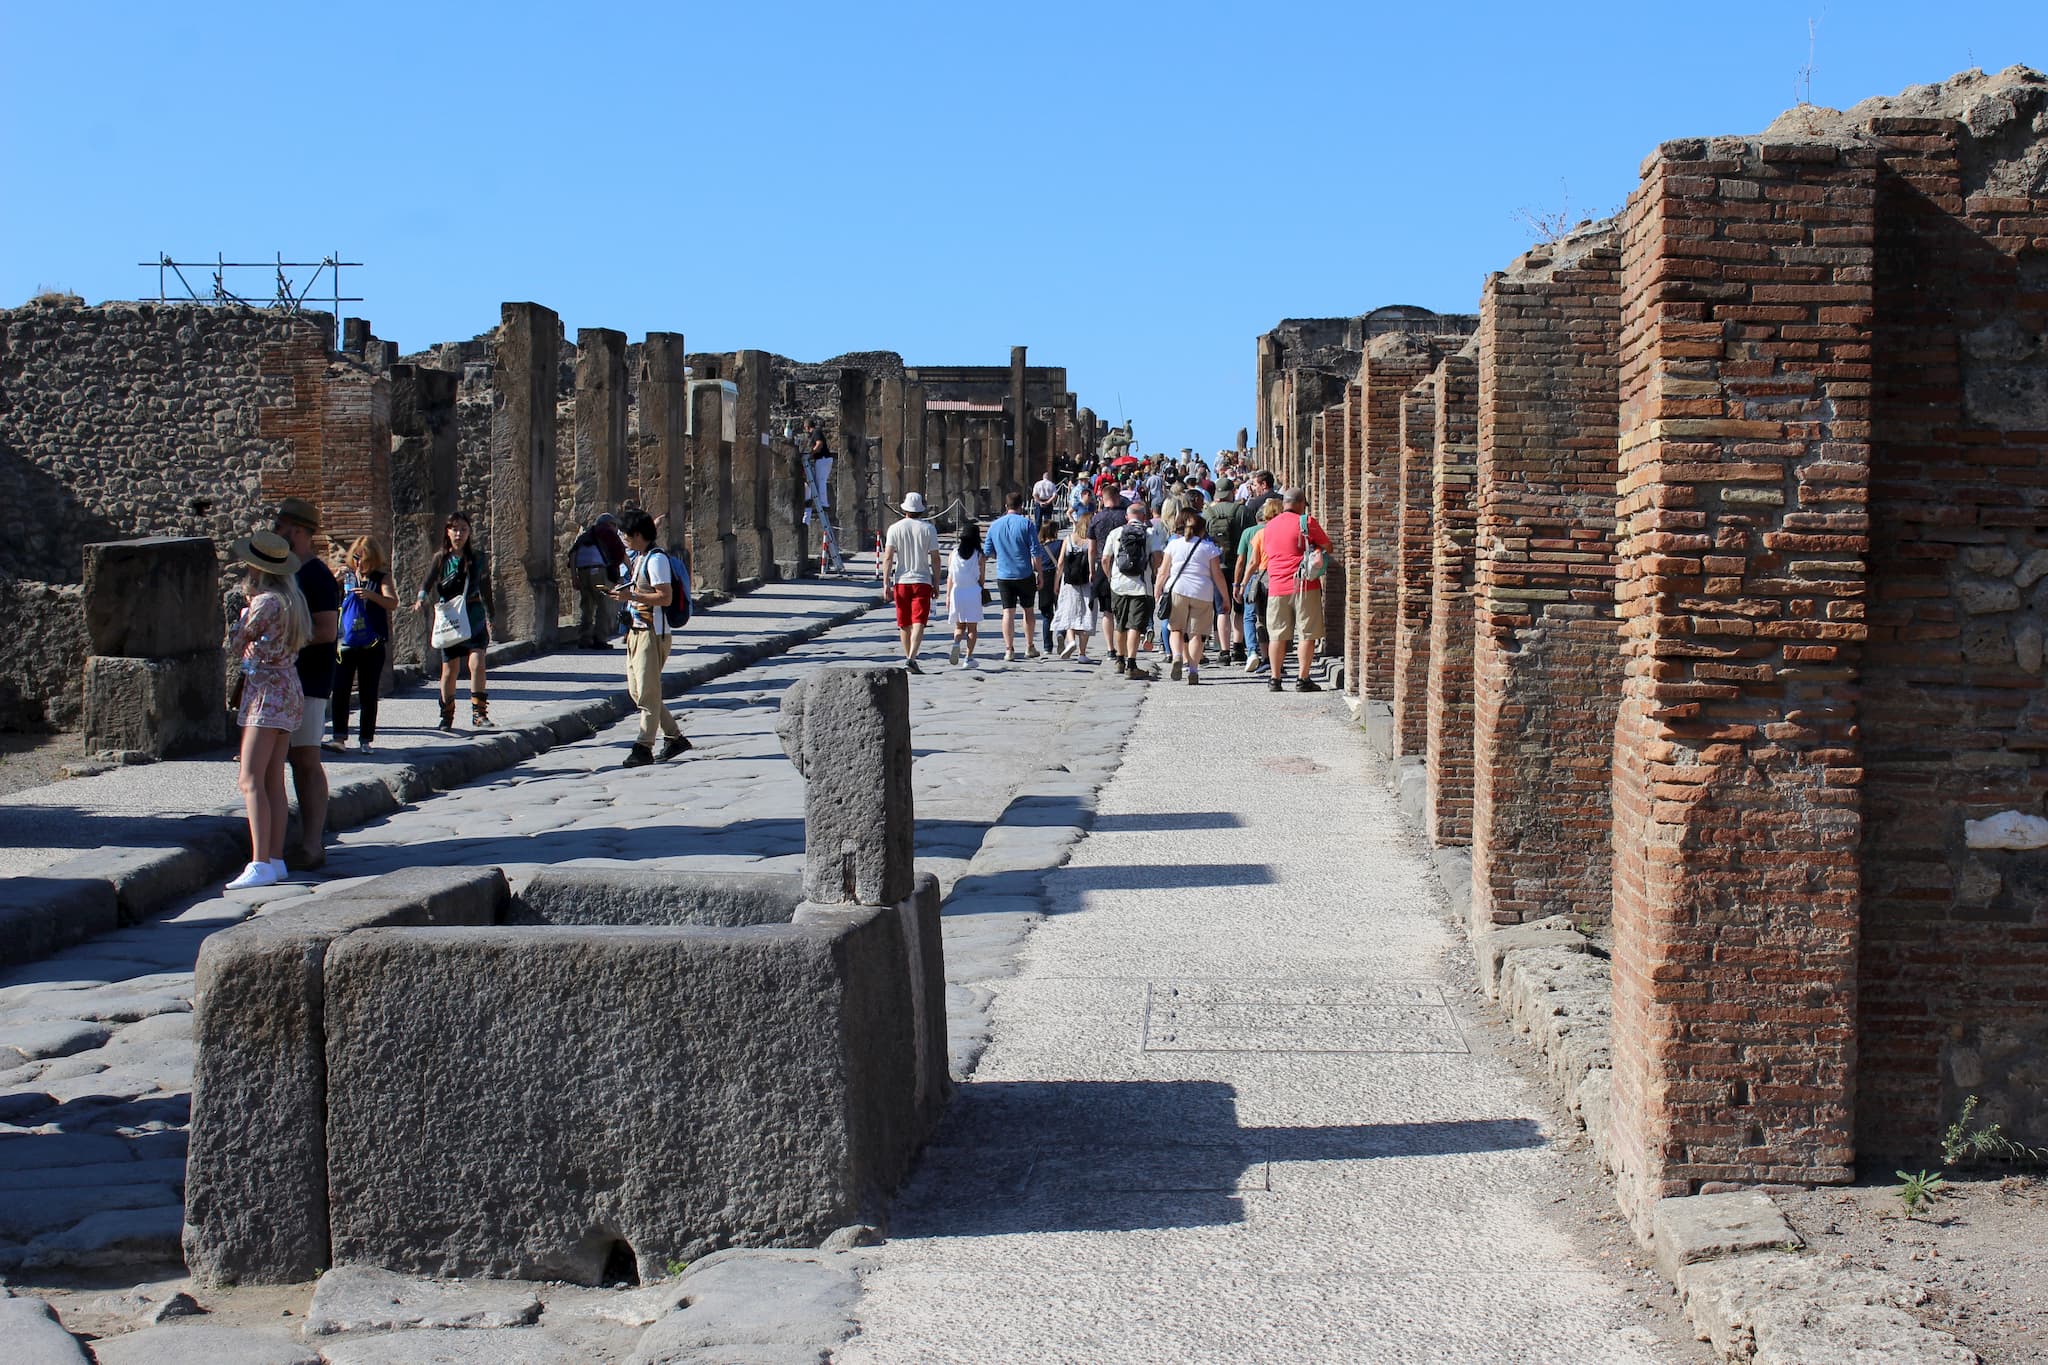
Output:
(1358, 336), (1437, 702)
(1470, 226), (1625, 929)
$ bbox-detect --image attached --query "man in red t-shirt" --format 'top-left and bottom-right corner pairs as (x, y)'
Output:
(1261, 488), (1332, 693)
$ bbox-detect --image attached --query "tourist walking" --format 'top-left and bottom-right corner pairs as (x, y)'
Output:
(1086, 485), (1129, 666)
(1204, 479), (1244, 661)
(804, 419), (841, 573)
(224, 530), (310, 891)
(413, 511), (497, 733)
(609, 509), (688, 768)
(569, 512), (627, 648)
(1035, 518), (1061, 655)
(986, 491), (1042, 662)
(1051, 512), (1099, 660)
(1031, 470), (1059, 533)
(1101, 500), (1166, 681)
(272, 497), (337, 872)
(881, 491), (942, 673)
(329, 535), (396, 753)
(1237, 498), (1281, 673)
(946, 521), (987, 668)
(1155, 510), (1231, 685)
(1263, 488), (1333, 693)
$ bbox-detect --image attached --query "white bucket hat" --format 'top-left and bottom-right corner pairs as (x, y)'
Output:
(900, 492), (927, 514)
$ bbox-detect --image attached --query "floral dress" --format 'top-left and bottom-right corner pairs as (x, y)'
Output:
(234, 592), (304, 732)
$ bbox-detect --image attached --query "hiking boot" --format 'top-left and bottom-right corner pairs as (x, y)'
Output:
(1027, 644), (1041, 658)
(659, 735), (691, 761)
(623, 743), (655, 769)
(1231, 646), (1247, 663)
(438, 699), (456, 731)
(1127, 664), (1149, 682)
(1187, 668), (1200, 685)
(1268, 678), (1283, 693)
(1169, 660), (1183, 682)
(1296, 678), (1323, 693)
(471, 696), (493, 729)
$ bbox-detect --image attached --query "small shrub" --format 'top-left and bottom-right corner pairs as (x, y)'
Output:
(1942, 1095), (2048, 1169)
(1896, 1168), (1948, 1215)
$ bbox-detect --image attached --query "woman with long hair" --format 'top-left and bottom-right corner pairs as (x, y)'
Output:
(1155, 509), (1229, 685)
(226, 530), (311, 890)
(330, 535), (397, 752)
(946, 521), (986, 668)
(1051, 509), (1099, 660)
(413, 511), (497, 731)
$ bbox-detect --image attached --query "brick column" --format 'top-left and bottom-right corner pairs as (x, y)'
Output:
(638, 334), (687, 554)
(1359, 336), (1437, 700)
(731, 350), (771, 587)
(489, 302), (562, 644)
(1425, 347), (1480, 846)
(1392, 380), (1437, 757)
(388, 365), (459, 668)
(1471, 229), (1625, 929)
(1341, 383), (1365, 696)
(573, 327), (628, 529)
(878, 375), (906, 537)
(904, 383), (930, 508)
(1316, 403), (1348, 652)
(687, 379), (736, 599)
(1610, 136), (1875, 1218)
(1008, 346), (1028, 497)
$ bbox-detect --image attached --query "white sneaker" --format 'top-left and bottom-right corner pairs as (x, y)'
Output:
(268, 858), (288, 880)
(1057, 638), (1076, 659)
(949, 638), (963, 665)
(227, 861), (279, 890)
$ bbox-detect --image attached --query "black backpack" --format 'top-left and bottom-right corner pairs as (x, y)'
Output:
(1114, 525), (1150, 579)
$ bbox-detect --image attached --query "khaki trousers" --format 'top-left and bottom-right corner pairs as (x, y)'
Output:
(626, 629), (680, 745)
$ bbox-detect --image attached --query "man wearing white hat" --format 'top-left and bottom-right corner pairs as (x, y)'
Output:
(879, 492), (942, 673)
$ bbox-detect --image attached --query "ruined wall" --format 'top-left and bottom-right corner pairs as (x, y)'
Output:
(1392, 381), (1436, 754)
(1424, 347), (1479, 846)
(0, 579), (87, 730)
(1358, 336), (1440, 702)
(1470, 227), (1625, 929)
(0, 303), (345, 582)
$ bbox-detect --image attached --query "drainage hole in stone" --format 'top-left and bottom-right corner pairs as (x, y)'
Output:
(603, 1239), (640, 1286)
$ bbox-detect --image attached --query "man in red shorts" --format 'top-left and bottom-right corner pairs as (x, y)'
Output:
(880, 491), (943, 674)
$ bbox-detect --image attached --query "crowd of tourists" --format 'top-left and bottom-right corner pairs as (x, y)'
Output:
(881, 449), (1331, 691)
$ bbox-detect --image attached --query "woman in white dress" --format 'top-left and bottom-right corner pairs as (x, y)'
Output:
(946, 521), (987, 668)
(1050, 516), (1098, 659)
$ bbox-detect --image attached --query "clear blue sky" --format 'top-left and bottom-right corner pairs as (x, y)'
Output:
(3, 2), (2043, 455)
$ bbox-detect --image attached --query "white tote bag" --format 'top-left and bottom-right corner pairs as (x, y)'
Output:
(430, 594), (471, 650)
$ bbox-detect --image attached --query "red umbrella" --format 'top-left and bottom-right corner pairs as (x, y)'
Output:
(1110, 454), (1140, 468)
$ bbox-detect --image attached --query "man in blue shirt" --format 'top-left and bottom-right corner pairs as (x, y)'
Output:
(985, 490), (1043, 663)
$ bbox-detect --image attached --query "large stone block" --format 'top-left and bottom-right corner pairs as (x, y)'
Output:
(81, 650), (226, 758)
(776, 667), (914, 906)
(513, 868), (806, 928)
(0, 876), (120, 973)
(82, 536), (221, 657)
(183, 868), (507, 1285)
(323, 876), (946, 1284)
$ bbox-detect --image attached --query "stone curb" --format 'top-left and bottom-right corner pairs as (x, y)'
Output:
(1339, 689), (1983, 1365)
(0, 598), (877, 973)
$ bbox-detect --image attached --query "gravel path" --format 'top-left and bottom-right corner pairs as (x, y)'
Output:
(842, 664), (1708, 1365)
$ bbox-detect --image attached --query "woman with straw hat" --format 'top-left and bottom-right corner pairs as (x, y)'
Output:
(225, 530), (312, 890)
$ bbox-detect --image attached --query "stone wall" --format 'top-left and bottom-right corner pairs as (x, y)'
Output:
(0, 579), (86, 730)
(1423, 346), (1479, 846)
(1391, 381), (1436, 754)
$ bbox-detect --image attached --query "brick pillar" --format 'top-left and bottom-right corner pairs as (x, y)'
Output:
(1316, 403), (1348, 652)
(638, 334), (687, 555)
(876, 376), (906, 551)
(904, 383), (929, 509)
(573, 327), (628, 530)
(732, 350), (771, 586)
(489, 302), (561, 644)
(388, 364), (459, 667)
(688, 380), (737, 599)
(1359, 337), (1437, 700)
(1610, 136), (1875, 1218)
(1471, 229), (1625, 930)
(1424, 347), (1479, 846)
(1341, 382), (1365, 696)
(1392, 380), (1437, 757)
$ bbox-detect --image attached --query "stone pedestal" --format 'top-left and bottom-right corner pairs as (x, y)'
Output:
(82, 652), (225, 758)
(80, 536), (225, 758)
(776, 666), (914, 907)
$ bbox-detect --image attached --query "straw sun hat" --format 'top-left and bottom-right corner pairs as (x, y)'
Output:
(230, 529), (301, 577)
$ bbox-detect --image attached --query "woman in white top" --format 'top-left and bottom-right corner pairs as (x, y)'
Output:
(1154, 511), (1232, 684)
(1050, 515), (1098, 659)
(946, 521), (987, 668)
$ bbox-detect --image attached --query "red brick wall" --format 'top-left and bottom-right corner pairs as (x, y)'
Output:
(1359, 339), (1437, 701)
(1856, 121), (2048, 1157)
(1342, 383), (1367, 695)
(1610, 135), (1875, 1215)
(1319, 402), (1350, 651)
(259, 338), (392, 571)
(1425, 349), (1480, 845)
(1392, 382), (1437, 755)
(1471, 232), (1626, 928)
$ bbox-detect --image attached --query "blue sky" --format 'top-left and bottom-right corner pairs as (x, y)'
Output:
(3, 2), (2044, 455)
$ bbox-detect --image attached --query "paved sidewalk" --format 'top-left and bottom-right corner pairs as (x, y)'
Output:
(0, 571), (884, 965)
(841, 667), (1709, 1365)
(0, 603), (1137, 1279)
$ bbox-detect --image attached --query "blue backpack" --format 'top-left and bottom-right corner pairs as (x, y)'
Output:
(339, 576), (379, 648)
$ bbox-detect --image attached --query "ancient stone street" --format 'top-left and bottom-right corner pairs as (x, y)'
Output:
(842, 666), (1704, 1365)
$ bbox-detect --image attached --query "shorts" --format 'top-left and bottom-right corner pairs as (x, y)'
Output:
(1092, 578), (1112, 613)
(289, 696), (329, 750)
(1266, 586), (1325, 644)
(997, 577), (1035, 610)
(1110, 591), (1154, 635)
(893, 582), (934, 627)
(1169, 594), (1215, 640)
